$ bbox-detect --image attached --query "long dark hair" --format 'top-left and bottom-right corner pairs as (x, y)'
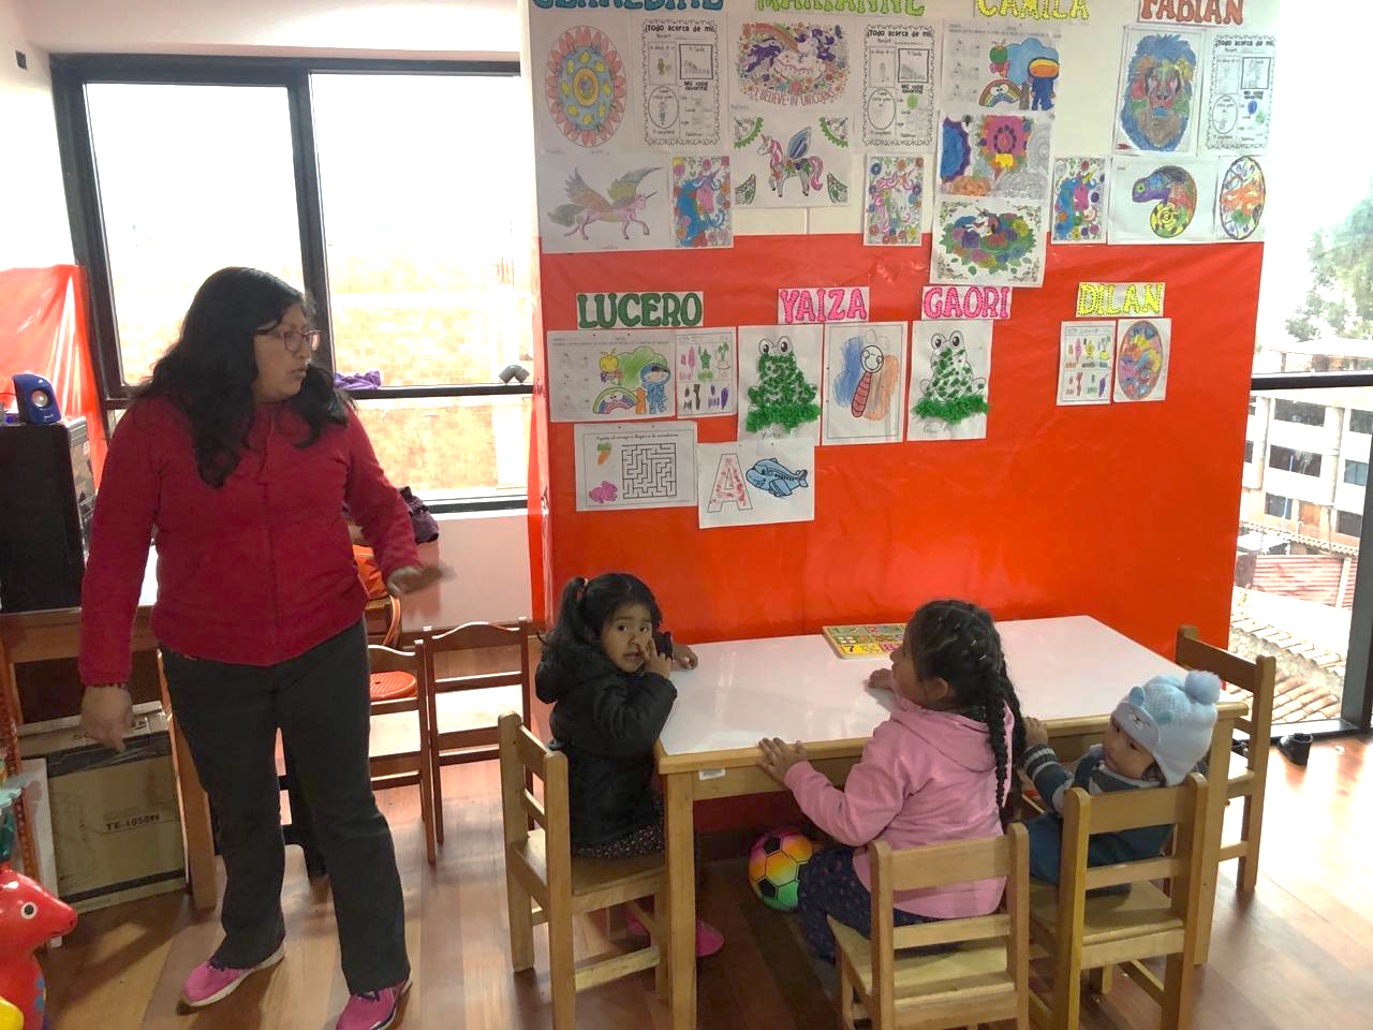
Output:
(132, 267), (347, 486)
(907, 599), (1026, 818)
(537, 573), (663, 700)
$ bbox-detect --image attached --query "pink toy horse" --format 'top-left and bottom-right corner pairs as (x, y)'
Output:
(0, 859), (77, 1029)
(758, 129), (825, 199)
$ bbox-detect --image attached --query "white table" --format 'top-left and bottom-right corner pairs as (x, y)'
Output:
(655, 617), (1243, 1029)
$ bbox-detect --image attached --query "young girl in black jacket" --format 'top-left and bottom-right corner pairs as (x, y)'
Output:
(535, 572), (723, 956)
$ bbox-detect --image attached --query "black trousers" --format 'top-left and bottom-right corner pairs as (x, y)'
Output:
(163, 620), (409, 993)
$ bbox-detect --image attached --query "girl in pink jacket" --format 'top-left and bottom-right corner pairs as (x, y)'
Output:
(758, 600), (1025, 962)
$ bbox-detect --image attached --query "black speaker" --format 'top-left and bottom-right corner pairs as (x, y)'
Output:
(0, 417), (96, 612)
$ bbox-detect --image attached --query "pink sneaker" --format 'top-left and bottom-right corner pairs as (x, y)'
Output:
(695, 919), (724, 958)
(180, 943), (285, 1008)
(335, 978), (411, 1030)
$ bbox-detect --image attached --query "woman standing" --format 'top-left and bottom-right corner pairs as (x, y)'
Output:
(79, 267), (436, 1030)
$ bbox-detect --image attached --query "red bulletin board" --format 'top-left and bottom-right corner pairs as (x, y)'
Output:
(532, 235), (1260, 664)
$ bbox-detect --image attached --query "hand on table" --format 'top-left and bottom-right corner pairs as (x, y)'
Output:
(81, 685), (135, 752)
(386, 563), (447, 596)
(1023, 715), (1050, 749)
(757, 737), (809, 784)
(867, 667), (895, 691)
(672, 643), (699, 671)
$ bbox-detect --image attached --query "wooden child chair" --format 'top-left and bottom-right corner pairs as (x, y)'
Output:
(420, 620), (536, 843)
(1027, 773), (1210, 1030)
(1175, 624), (1276, 894)
(497, 712), (665, 1030)
(367, 642), (436, 865)
(829, 824), (1031, 1030)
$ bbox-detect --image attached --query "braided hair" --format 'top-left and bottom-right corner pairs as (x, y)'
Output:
(906, 599), (1026, 819)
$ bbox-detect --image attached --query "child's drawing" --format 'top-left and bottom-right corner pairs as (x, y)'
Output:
(862, 22), (938, 149)
(677, 328), (736, 418)
(672, 155), (732, 248)
(1216, 156), (1265, 242)
(1107, 156), (1216, 245)
(864, 155), (924, 247)
(698, 439), (816, 529)
(907, 320), (992, 442)
(537, 155), (671, 254)
(932, 199), (1046, 287)
(548, 330), (677, 422)
(1115, 29), (1203, 154)
(735, 23), (849, 108)
(545, 25), (628, 149)
(822, 322), (906, 445)
(1051, 157), (1107, 244)
(574, 422), (697, 512)
(941, 25), (1061, 113)
(641, 20), (721, 148)
(1114, 318), (1171, 403)
(937, 108), (1053, 202)
(732, 114), (850, 209)
(1201, 33), (1276, 153)
(548, 167), (659, 240)
(737, 324), (822, 442)
(1057, 321), (1115, 405)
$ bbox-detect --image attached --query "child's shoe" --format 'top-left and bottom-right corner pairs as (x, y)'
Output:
(180, 943), (285, 1008)
(335, 978), (410, 1030)
(695, 919), (724, 958)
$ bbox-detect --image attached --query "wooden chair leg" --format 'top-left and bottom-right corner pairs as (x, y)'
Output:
(1088, 964), (1114, 994)
(1051, 945), (1080, 1030)
(548, 898), (577, 1030)
(837, 961), (853, 1030)
(1162, 951), (1197, 1029)
(431, 747), (445, 845)
(506, 867), (535, 972)
(1237, 796), (1262, 892)
(419, 757), (437, 867)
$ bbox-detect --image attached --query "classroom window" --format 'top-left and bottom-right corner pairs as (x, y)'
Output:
(1245, 440), (1254, 464)
(1346, 460), (1369, 487)
(53, 57), (532, 510)
(1337, 510), (1363, 536)
(1248, 396), (1257, 415)
(1264, 493), (1293, 518)
(1272, 399), (1327, 427)
(1351, 409), (1373, 435)
(1267, 445), (1322, 478)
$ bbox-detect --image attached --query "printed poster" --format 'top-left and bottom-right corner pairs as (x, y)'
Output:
(698, 439), (815, 529)
(1107, 156), (1217, 244)
(640, 18), (723, 148)
(1201, 33), (1276, 154)
(1050, 157), (1108, 244)
(547, 329), (676, 422)
(907, 320), (992, 442)
(941, 23), (1061, 113)
(1114, 26), (1206, 155)
(575, 422), (697, 512)
(737, 324), (824, 443)
(1057, 321), (1115, 406)
(1114, 317), (1171, 403)
(821, 321), (907, 445)
(861, 21), (938, 149)
(864, 154), (924, 246)
(676, 328), (737, 417)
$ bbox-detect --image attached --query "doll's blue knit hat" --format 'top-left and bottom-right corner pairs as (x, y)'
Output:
(1111, 670), (1221, 785)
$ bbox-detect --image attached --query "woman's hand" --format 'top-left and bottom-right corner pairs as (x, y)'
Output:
(757, 737), (809, 784)
(1023, 715), (1051, 749)
(386, 563), (445, 596)
(867, 667), (895, 691)
(644, 638), (673, 679)
(672, 643), (699, 671)
(81, 686), (135, 752)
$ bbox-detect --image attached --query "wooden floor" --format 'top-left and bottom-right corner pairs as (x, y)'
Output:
(43, 735), (1373, 1029)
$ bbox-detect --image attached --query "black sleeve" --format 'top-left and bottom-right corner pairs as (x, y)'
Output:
(581, 671), (678, 758)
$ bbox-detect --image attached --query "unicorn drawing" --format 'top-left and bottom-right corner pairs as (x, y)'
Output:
(548, 167), (658, 240)
(674, 165), (728, 247)
(759, 129), (824, 199)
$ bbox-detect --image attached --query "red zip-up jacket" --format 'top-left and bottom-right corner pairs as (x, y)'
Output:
(78, 396), (420, 685)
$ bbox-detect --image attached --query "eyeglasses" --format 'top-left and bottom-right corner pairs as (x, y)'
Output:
(257, 325), (323, 356)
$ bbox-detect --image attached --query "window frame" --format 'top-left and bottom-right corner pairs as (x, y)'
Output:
(50, 53), (532, 513)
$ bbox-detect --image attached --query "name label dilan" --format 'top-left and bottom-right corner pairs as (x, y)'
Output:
(576, 292), (705, 329)
(921, 285), (1013, 321)
(778, 287), (870, 324)
(1075, 282), (1166, 318)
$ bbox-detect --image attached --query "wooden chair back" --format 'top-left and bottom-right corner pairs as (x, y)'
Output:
(1175, 624), (1276, 892)
(365, 643), (435, 864)
(840, 824), (1030, 1029)
(1030, 773), (1210, 1030)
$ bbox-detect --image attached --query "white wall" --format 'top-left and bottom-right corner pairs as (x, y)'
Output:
(0, 0), (73, 269)
(402, 510), (533, 632)
(18, 0), (519, 59)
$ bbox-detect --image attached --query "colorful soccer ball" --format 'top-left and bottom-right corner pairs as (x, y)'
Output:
(747, 827), (813, 912)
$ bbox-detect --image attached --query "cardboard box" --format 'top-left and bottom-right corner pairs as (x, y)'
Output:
(20, 705), (186, 912)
